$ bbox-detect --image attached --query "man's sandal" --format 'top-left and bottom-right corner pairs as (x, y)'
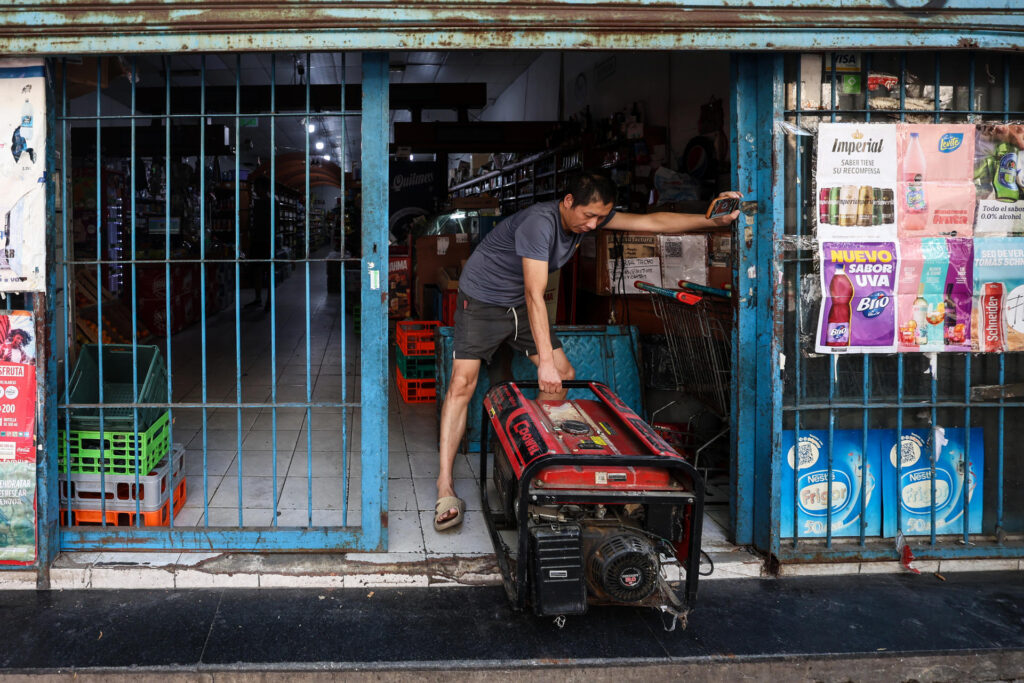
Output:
(434, 496), (465, 531)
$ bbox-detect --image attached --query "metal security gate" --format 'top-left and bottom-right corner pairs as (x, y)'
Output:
(51, 52), (390, 552)
(735, 50), (1024, 563)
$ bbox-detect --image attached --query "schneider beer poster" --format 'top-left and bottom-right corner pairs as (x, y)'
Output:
(815, 122), (1024, 355)
(0, 310), (36, 565)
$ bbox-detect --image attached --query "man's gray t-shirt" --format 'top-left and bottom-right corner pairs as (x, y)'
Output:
(458, 201), (613, 306)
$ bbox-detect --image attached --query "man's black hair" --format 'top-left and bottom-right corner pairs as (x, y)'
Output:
(564, 172), (616, 208)
(8, 329), (31, 344)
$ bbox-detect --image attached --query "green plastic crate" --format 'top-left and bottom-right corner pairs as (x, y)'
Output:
(58, 410), (170, 476)
(63, 344), (168, 433)
(395, 347), (436, 379)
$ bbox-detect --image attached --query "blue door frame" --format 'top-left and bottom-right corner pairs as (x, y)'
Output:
(45, 52), (391, 555)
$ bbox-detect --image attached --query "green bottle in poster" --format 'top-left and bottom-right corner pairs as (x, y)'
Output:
(994, 143), (1020, 203)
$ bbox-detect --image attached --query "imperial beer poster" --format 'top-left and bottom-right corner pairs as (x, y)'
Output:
(0, 310), (36, 565)
(815, 123), (898, 242)
(816, 241), (899, 354)
(972, 237), (1024, 353)
(0, 59), (46, 293)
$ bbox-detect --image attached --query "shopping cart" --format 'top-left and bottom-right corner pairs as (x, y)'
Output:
(635, 280), (733, 476)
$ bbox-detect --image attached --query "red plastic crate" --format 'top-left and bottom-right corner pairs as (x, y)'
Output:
(396, 366), (437, 403)
(62, 479), (187, 526)
(396, 320), (440, 356)
(440, 290), (457, 326)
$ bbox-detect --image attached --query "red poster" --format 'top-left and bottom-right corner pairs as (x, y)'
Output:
(0, 311), (36, 565)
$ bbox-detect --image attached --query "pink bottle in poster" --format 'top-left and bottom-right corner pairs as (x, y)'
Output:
(826, 266), (854, 347)
(904, 132), (927, 214)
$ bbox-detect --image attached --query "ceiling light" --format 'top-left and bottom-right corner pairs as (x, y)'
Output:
(308, 123), (316, 133)
(315, 141), (325, 151)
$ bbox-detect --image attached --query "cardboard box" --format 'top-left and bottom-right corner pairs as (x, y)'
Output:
(580, 230), (661, 295)
(436, 264), (558, 326)
(658, 234), (708, 288)
(389, 256), (411, 319)
(414, 234), (473, 317)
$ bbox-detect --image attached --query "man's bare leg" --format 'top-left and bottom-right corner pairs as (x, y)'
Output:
(529, 347), (575, 401)
(436, 358), (482, 524)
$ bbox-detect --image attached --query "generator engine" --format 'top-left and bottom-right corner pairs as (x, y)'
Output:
(480, 381), (704, 625)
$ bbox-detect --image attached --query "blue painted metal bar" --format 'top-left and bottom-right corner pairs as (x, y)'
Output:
(729, 54), (756, 548)
(59, 58), (73, 533)
(94, 57), (106, 526)
(130, 56), (142, 525)
(791, 59), (803, 547)
(234, 55), (244, 528)
(270, 54), (280, 528)
(59, 528), (384, 551)
(997, 53), (1009, 539)
(824, 52), (837, 550)
(360, 51), (390, 551)
(304, 53), (314, 527)
(340, 52), (349, 527)
(200, 55), (211, 527)
(164, 58), (176, 528)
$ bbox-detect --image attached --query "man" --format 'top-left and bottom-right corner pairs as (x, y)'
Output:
(434, 172), (741, 530)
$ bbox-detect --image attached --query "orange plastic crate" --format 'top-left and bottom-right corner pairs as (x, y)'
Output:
(396, 320), (440, 356)
(396, 366), (436, 403)
(63, 479), (187, 526)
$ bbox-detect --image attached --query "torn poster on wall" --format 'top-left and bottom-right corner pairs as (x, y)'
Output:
(0, 59), (46, 293)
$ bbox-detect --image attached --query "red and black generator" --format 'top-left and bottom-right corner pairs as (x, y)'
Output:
(480, 380), (704, 627)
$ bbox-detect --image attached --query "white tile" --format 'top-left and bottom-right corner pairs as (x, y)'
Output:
(188, 429), (246, 451)
(183, 474), (220, 508)
(0, 571), (37, 589)
(172, 505), (207, 527)
(89, 566), (176, 589)
(175, 569), (260, 588)
(208, 476), (284, 510)
(204, 408), (259, 431)
(699, 551), (765, 580)
(388, 479), (417, 511)
(940, 558), (1020, 573)
(48, 567), (92, 589)
(182, 449), (236, 477)
(420, 509), (493, 556)
(409, 451), (441, 479)
(385, 510), (425, 554)
(254, 408), (308, 430)
(231, 449), (295, 477)
(343, 573), (429, 588)
(279, 476), (349, 510)
(343, 551), (426, 564)
(403, 430), (439, 452)
(275, 508), (348, 527)
(242, 429), (301, 452)
(293, 429), (351, 453)
(203, 507), (278, 527)
(388, 451), (411, 480)
(779, 562), (862, 577)
(260, 574), (347, 588)
(412, 478), (482, 513)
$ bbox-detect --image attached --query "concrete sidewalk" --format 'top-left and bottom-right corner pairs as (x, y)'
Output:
(0, 572), (1022, 681)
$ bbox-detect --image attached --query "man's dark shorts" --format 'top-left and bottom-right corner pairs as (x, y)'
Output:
(453, 290), (563, 362)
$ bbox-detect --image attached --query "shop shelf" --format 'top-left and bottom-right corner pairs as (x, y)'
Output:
(396, 366), (436, 403)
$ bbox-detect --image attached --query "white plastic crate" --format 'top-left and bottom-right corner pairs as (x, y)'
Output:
(59, 443), (185, 512)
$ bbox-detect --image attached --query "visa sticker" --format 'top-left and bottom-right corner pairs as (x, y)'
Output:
(938, 133), (964, 153)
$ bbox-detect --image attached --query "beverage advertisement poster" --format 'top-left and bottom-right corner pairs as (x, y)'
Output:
(780, 430), (881, 539)
(972, 237), (1024, 352)
(897, 124), (976, 238)
(974, 123), (1024, 235)
(815, 123), (898, 241)
(879, 428), (983, 537)
(816, 241), (899, 354)
(897, 238), (973, 352)
(0, 310), (36, 565)
(0, 59), (46, 293)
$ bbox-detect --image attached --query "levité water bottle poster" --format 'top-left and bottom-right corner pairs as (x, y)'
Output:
(816, 123), (898, 241)
(897, 124), (976, 238)
(0, 311), (36, 565)
(0, 59), (46, 293)
(816, 241), (899, 354)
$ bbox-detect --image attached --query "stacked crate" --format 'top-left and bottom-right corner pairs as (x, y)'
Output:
(58, 344), (185, 526)
(395, 321), (439, 403)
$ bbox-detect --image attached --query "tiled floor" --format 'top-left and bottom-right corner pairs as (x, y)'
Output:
(66, 258), (740, 563)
